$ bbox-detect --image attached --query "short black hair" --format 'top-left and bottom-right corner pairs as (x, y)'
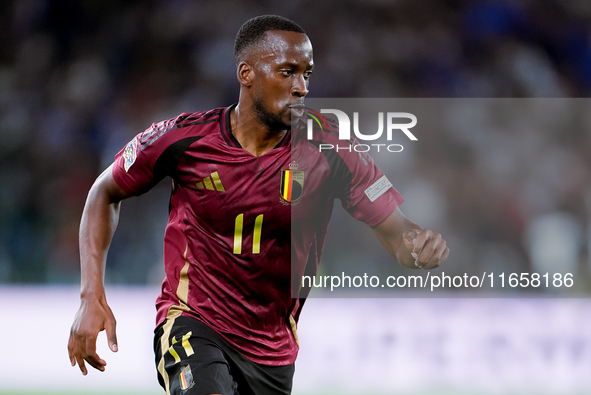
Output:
(234, 15), (305, 63)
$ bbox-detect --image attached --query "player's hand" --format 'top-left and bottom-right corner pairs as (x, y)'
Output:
(402, 229), (449, 270)
(68, 294), (118, 375)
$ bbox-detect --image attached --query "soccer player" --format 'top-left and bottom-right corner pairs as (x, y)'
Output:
(68, 15), (449, 395)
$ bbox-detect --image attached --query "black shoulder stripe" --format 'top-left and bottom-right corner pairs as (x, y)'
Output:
(179, 119), (219, 128)
(153, 136), (204, 182)
(141, 113), (220, 148)
(308, 140), (352, 202)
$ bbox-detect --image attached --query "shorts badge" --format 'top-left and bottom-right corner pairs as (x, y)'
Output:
(123, 137), (138, 172)
(179, 364), (194, 392)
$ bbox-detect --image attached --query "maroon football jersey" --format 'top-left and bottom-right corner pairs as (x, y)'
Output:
(112, 105), (403, 365)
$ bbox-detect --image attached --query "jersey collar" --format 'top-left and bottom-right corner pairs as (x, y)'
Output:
(221, 104), (292, 150)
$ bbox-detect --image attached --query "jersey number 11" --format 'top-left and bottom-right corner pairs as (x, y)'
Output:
(233, 214), (263, 254)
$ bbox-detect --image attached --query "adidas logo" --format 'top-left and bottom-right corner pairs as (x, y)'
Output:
(196, 171), (225, 192)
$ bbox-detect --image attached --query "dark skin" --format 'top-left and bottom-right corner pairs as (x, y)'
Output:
(231, 30), (313, 156)
(68, 30), (449, 380)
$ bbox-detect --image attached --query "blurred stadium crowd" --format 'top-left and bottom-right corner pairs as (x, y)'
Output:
(1, 0), (591, 290)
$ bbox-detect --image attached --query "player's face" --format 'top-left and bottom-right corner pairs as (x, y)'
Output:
(251, 31), (313, 131)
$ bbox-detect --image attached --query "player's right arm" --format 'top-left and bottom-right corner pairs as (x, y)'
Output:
(68, 164), (132, 375)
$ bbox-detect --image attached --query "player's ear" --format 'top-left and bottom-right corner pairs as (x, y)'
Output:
(237, 61), (254, 87)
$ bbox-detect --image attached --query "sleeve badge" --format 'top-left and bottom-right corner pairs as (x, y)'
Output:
(123, 137), (138, 172)
(364, 175), (392, 202)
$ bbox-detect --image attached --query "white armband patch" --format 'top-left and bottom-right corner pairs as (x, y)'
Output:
(364, 175), (392, 202)
(123, 137), (138, 172)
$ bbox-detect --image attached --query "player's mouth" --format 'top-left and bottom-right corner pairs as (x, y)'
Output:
(290, 101), (305, 118)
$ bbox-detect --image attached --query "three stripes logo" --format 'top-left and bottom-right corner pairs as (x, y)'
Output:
(196, 171), (225, 192)
(280, 161), (304, 204)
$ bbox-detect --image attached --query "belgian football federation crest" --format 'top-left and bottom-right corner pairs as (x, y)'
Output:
(280, 161), (304, 205)
(179, 364), (194, 392)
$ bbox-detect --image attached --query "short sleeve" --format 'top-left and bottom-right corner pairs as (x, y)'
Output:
(112, 134), (155, 195)
(112, 116), (184, 195)
(335, 144), (404, 227)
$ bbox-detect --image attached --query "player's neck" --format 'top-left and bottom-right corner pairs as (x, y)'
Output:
(230, 104), (287, 157)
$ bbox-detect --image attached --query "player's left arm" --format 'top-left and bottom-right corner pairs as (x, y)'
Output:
(371, 208), (449, 270)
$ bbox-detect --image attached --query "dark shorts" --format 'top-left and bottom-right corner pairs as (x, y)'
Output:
(154, 315), (295, 395)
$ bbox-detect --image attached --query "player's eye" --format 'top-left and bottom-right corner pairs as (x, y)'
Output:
(304, 70), (313, 79)
(280, 69), (294, 77)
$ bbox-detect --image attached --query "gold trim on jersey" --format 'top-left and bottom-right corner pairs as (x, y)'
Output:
(289, 314), (299, 346)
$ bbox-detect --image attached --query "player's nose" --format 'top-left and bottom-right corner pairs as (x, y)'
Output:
(291, 74), (308, 97)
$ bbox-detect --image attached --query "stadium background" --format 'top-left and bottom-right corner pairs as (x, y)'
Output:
(1, 0), (591, 394)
